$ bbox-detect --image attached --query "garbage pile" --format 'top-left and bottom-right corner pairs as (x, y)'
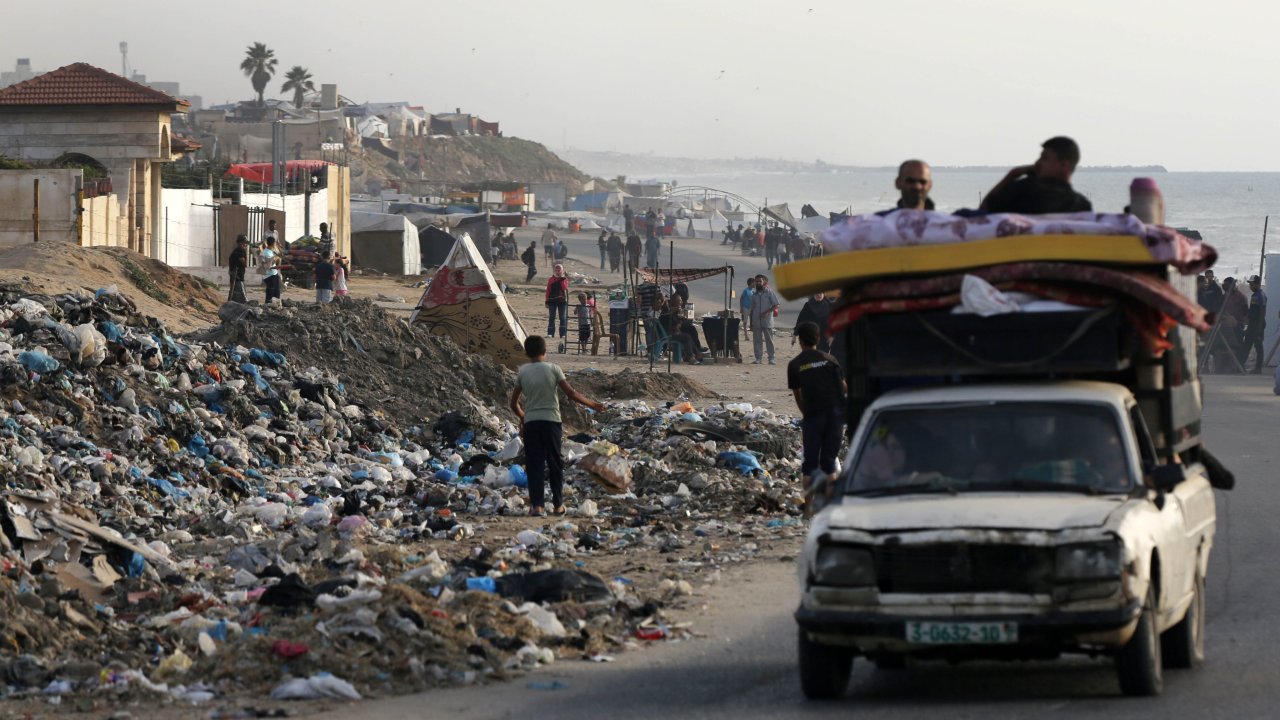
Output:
(195, 298), (517, 430)
(0, 286), (805, 707)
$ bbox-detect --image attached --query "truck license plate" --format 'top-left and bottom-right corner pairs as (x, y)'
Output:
(905, 621), (1018, 644)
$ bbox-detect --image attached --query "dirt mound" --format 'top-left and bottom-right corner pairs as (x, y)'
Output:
(566, 367), (720, 402)
(0, 243), (220, 331)
(194, 298), (518, 428)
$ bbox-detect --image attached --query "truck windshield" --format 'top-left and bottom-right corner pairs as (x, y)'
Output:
(845, 402), (1133, 496)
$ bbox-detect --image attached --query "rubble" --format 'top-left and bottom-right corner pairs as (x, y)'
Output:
(0, 284), (807, 707)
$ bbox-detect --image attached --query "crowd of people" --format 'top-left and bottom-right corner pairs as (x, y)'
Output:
(227, 222), (349, 307)
(1198, 270), (1269, 373)
(721, 224), (818, 267)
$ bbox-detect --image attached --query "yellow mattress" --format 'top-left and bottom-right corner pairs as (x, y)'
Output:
(773, 234), (1158, 300)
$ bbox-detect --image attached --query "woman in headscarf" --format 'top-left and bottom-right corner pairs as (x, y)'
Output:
(793, 292), (834, 353)
(545, 264), (570, 352)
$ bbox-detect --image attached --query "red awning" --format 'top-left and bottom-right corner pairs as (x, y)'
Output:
(224, 160), (333, 184)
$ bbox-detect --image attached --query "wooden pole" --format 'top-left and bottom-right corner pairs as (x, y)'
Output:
(667, 238), (674, 374)
(1260, 216), (1269, 279)
(32, 178), (39, 242)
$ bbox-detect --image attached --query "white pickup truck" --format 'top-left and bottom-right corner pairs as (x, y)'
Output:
(795, 381), (1217, 699)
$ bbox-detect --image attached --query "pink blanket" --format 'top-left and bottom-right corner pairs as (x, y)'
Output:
(821, 210), (1217, 275)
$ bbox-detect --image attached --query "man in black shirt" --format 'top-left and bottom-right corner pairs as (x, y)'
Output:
(788, 321), (847, 515)
(980, 136), (1091, 214)
(1241, 274), (1268, 373)
(227, 235), (249, 303)
(314, 251), (337, 304)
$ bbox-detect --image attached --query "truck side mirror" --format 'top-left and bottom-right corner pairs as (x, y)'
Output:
(1150, 464), (1185, 492)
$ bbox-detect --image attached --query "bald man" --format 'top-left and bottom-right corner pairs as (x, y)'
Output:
(878, 159), (934, 215)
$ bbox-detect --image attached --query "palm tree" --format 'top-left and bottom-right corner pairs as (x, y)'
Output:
(240, 42), (277, 106)
(281, 66), (315, 109)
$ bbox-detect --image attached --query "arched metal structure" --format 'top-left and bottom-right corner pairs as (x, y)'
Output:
(663, 185), (762, 219)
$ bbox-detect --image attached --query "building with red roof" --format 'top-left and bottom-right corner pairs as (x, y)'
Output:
(0, 62), (191, 252)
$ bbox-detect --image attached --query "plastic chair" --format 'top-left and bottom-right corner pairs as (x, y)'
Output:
(648, 320), (683, 364)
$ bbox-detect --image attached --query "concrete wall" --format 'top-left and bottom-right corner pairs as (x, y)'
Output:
(325, 165), (351, 259)
(158, 188), (217, 267)
(82, 194), (128, 248)
(0, 168), (81, 247)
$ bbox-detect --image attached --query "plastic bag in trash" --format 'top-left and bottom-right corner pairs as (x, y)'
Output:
(507, 464), (528, 488)
(956, 274), (1020, 316)
(270, 672), (362, 701)
(18, 350), (60, 374)
(495, 569), (613, 604)
(716, 451), (765, 476)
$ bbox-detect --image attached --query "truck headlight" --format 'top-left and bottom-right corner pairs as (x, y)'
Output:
(813, 545), (876, 587)
(1055, 542), (1121, 580)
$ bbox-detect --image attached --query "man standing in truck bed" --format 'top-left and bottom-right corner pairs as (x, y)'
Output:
(981, 136), (1091, 214)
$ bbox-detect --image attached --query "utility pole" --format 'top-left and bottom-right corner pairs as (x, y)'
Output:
(32, 178), (39, 242)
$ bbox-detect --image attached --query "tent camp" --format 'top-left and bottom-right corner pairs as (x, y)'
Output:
(410, 234), (528, 369)
(350, 211), (422, 275)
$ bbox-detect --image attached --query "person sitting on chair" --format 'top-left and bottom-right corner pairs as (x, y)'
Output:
(661, 295), (705, 364)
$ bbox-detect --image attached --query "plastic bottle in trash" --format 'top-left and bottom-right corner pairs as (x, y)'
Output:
(1128, 178), (1164, 225)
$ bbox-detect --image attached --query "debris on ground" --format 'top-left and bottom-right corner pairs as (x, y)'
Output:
(0, 285), (805, 708)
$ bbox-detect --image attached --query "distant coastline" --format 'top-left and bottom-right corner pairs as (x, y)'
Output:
(556, 148), (1167, 179)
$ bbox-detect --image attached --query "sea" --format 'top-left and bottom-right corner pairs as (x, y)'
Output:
(666, 169), (1280, 279)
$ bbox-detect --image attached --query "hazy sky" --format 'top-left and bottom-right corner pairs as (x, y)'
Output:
(2, 0), (1274, 170)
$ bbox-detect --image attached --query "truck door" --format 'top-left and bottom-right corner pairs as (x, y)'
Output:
(1130, 405), (1193, 618)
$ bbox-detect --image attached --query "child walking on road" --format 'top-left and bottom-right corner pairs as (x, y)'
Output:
(509, 335), (606, 516)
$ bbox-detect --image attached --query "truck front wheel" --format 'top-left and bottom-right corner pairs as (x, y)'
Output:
(1162, 573), (1206, 669)
(798, 629), (853, 700)
(1116, 585), (1163, 696)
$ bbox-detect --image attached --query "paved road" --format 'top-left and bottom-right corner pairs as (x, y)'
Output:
(325, 374), (1275, 720)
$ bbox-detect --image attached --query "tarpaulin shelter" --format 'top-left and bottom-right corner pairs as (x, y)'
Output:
(350, 211), (422, 275)
(225, 160), (333, 184)
(410, 233), (528, 369)
(453, 214), (492, 261)
(634, 265), (736, 371)
(762, 202), (798, 229)
(419, 225), (456, 269)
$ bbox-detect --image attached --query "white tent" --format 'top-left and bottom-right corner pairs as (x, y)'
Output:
(350, 211), (422, 275)
(794, 215), (831, 237)
(684, 210), (730, 239)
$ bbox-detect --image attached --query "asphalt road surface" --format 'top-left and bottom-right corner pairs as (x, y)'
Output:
(326, 373), (1274, 720)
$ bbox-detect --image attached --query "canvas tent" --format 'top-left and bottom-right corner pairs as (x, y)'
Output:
(410, 234), (528, 369)
(350, 211), (422, 275)
(684, 210), (730, 239)
(453, 215), (492, 261)
(762, 202), (798, 230)
(419, 225), (455, 269)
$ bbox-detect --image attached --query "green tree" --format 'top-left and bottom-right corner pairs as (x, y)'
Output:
(281, 66), (315, 109)
(240, 42), (278, 106)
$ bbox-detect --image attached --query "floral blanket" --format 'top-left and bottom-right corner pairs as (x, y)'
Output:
(821, 210), (1216, 275)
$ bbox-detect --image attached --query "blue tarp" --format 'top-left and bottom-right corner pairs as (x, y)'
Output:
(570, 192), (612, 212)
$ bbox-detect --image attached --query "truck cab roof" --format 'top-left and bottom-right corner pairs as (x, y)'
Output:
(869, 380), (1135, 412)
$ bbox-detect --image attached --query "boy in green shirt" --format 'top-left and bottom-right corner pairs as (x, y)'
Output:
(509, 335), (607, 516)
